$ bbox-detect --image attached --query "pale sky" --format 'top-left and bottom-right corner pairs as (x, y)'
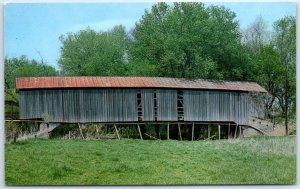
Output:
(4, 2), (296, 69)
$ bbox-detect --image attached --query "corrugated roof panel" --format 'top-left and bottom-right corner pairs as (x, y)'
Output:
(15, 76), (267, 93)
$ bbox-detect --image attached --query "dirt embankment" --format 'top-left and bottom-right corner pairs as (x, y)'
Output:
(271, 122), (296, 136)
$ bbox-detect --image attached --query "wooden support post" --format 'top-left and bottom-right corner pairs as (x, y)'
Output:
(241, 126), (244, 138)
(68, 131), (71, 139)
(218, 124), (221, 140)
(208, 125), (211, 139)
(78, 123), (84, 139)
(95, 124), (100, 138)
(155, 125), (160, 139)
(192, 122), (194, 141)
(228, 123), (231, 139)
(167, 123), (170, 140)
(114, 124), (120, 140)
(137, 124), (143, 140)
(239, 125), (242, 138)
(178, 124), (182, 141)
(234, 124), (238, 139)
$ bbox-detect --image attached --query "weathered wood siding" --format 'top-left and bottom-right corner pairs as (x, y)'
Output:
(183, 91), (262, 125)
(141, 89), (155, 121)
(157, 89), (177, 121)
(19, 89), (137, 122)
(19, 88), (264, 124)
(248, 93), (265, 119)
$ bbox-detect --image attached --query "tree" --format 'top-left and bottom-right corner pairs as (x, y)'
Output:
(129, 2), (246, 80)
(58, 25), (129, 76)
(242, 17), (280, 118)
(5, 55), (58, 102)
(273, 16), (296, 135)
(242, 16), (273, 52)
(249, 45), (284, 118)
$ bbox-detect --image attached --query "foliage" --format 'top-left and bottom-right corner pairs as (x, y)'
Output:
(273, 16), (296, 116)
(5, 122), (19, 142)
(248, 45), (284, 117)
(5, 136), (296, 185)
(4, 56), (58, 102)
(129, 2), (246, 80)
(58, 25), (129, 76)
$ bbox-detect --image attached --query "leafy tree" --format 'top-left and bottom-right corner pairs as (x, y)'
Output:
(5, 55), (58, 102)
(273, 16), (296, 134)
(249, 45), (284, 117)
(130, 2), (246, 80)
(58, 25), (129, 76)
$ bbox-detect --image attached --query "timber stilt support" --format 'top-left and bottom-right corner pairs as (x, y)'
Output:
(192, 122), (194, 141)
(78, 123), (84, 139)
(207, 125), (211, 139)
(114, 124), (120, 140)
(234, 124), (238, 139)
(218, 124), (221, 140)
(167, 123), (169, 140)
(228, 123), (231, 139)
(178, 124), (182, 141)
(137, 124), (143, 140)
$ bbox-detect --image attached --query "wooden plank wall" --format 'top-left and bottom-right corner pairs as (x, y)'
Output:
(157, 89), (178, 121)
(141, 89), (155, 121)
(19, 88), (265, 124)
(19, 89), (137, 122)
(183, 91), (250, 125)
(248, 93), (265, 119)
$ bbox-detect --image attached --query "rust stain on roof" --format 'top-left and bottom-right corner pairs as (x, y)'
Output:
(15, 76), (267, 93)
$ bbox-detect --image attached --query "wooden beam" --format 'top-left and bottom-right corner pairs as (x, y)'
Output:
(192, 122), (194, 141)
(78, 123), (84, 139)
(234, 124), (238, 139)
(228, 123), (231, 139)
(239, 125), (242, 138)
(167, 123), (169, 140)
(218, 124), (221, 140)
(137, 124), (143, 140)
(144, 133), (160, 140)
(95, 124), (101, 139)
(208, 125), (211, 139)
(178, 124), (182, 141)
(114, 124), (120, 140)
(205, 135), (216, 141)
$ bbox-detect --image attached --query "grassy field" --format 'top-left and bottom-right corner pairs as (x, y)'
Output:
(5, 136), (296, 185)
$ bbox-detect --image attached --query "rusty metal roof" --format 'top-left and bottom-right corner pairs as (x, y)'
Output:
(16, 77), (267, 93)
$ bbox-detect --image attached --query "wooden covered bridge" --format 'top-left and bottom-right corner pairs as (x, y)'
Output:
(16, 76), (268, 140)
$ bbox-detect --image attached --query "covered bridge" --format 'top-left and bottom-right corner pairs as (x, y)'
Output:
(16, 77), (268, 139)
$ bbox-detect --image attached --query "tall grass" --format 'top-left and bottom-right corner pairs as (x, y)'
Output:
(5, 136), (296, 185)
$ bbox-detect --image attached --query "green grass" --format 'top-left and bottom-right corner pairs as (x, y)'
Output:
(5, 136), (296, 185)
